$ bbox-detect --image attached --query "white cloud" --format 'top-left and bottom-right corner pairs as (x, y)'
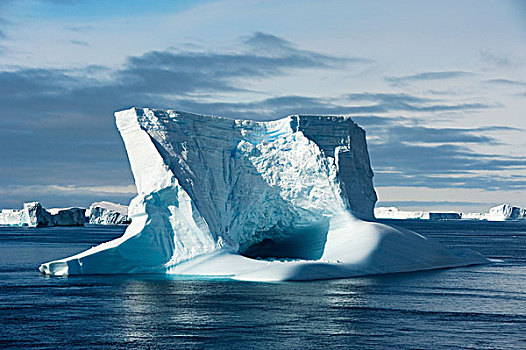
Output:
(0, 184), (137, 196)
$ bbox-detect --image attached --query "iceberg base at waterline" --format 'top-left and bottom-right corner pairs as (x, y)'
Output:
(39, 212), (487, 281)
(39, 108), (488, 281)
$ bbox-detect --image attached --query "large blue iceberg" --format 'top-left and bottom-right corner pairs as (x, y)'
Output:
(39, 108), (488, 281)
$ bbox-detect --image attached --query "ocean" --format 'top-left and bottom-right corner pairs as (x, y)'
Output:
(1, 220), (525, 349)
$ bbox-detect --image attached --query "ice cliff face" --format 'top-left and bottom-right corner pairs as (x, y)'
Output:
(120, 109), (376, 254)
(48, 208), (86, 226)
(39, 108), (487, 280)
(88, 201), (130, 225)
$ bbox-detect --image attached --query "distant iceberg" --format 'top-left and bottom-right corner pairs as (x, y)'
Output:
(0, 202), (85, 227)
(88, 201), (130, 225)
(463, 204), (526, 221)
(39, 108), (487, 281)
(375, 207), (461, 220)
(376, 204), (526, 222)
(48, 207), (86, 226)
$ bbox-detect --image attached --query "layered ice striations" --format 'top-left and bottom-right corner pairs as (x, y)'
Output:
(39, 108), (488, 280)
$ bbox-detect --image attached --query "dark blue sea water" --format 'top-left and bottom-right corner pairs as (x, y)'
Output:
(1, 221), (525, 349)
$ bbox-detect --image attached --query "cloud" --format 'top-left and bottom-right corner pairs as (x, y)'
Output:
(381, 125), (517, 144)
(371, 142), (526, 174)
(0, 17), (9, 39)
(344, 112), (526, 192)
(369, 140), (526, 191)
(44, 0), (78, 3)
(118, 35), (364, 96)
(166, 94), (524, 192)
(70, 39), (89, 46)
(243, 32), (295, 53)
(373, 171), (526, 191)
(0, 185), (136, 209)
(484, 78), (526, 87)
(0, 32), (518, 208)
(386, 71), (473, 86)
(0, 32), (357, 110)
(345, 92), (490, 113)
(67, 25), (93, 32)
(479, 49), (520, 68)
(169, 92), (493, 121)
(244, 32), (372, 64)
(376, 200), (491, 209)
(0, 184), (136, 196)
(0, 32), (367, 207)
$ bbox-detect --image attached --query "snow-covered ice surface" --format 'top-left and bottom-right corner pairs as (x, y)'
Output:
(88, 201), (130, 225)
(39, 108), (488, 281)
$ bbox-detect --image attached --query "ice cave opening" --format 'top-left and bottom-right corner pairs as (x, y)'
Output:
(240, 220), (330, 260)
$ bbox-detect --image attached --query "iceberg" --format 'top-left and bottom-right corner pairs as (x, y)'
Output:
(374, 207), (461, 220)
(0, 202), (85, 227)
(88, 201), (130, 225)
(0, 209), (21, 226)
(48, 207), (86, 226)
(462, 204), (526, 221)
(461, 212), (490, 220)
(23, 202), (54, 227)
(487, 204), (526, 221)
(39, 108), (488, 280)
(376, 204), (526, 221)
(0, 202), (53, 227)
(374, 207), (428, 220)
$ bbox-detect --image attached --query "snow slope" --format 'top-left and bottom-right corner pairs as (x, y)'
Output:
(39, 108), (487, 280)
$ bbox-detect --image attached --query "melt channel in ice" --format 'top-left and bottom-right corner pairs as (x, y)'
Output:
(39, 108), (488, 281)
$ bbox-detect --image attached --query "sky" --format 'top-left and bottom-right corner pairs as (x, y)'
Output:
(0, 0), (525, 212)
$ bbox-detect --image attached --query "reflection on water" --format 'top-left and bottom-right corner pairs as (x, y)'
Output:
(0, 222), (526, 349)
